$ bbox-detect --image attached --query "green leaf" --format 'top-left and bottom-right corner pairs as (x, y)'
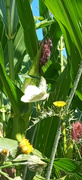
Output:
(67, 40), (82, 101)
(0, 17), (7, 51)
(13, 149), (46, 162)
(0, 60), (21, 114)
(0, 43), (30, 141)
(0, 0), (7, 30)
(39, 0), (51, 36)
(72, 95), (82, 111)
(4, 24), (26, 78)
(44, 0), (82, 101)
(13, 154), (31, 162)
(0, 137), (18, 158)
(45, 64), (70, 107)
(20, 54), (31, 75)
(35, 116), (60, 157)
(0, 0), (18, 34)
(55, 174), (77, 180)
(36, 18), (54, 30)
(22, 43), (42, 92)
(13, 25), (26, 78)
(39, 0), (50, 19)
(16, 0), (38, 60)
(53, 158), (82, 180)
(65, 174), (78, 180)
(0, 43), (29, 114)
(44, 62), (61, 84)
(0, 137), (18, 151)
(44, 0), (82, 57)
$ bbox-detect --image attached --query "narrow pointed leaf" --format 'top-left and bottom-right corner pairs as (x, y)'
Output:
(35, 116), (60, 157)
(53, 158), (82, 180)
(0, 43), (29, 114)
(44, 0), (82, 57)
(44, 0), (82, 101)
(16, 0), (38, 60)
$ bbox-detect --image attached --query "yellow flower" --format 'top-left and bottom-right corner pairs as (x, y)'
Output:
(1, 149), (8, 156)
(19, 138), (33, 154)
(53, 101), (66, 108)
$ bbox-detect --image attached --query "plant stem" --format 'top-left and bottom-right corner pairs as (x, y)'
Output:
(45, 119), (61, 180)
(73, 140), (81, 159)
(60, 36), (63, 72)
(1, 92), (6, 137)
(0, 170), (12, 180)
(60, 36), (67, 157)
(11, 0), (15, 34)
(16, 165), (22, 177)
(5, 0), (15, 81)
(62, 122), (67, 157)
(65, 60), (82, 111)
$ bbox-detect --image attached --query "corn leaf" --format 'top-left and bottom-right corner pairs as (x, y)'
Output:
(16, 0), (38, 60)
(44, 0), (82, 101)
(0, 43), (29, 114)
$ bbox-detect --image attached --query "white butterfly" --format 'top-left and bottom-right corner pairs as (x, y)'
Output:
(21, 76), (49, 103)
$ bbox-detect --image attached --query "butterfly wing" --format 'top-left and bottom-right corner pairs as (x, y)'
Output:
(24, 85), (40, 96)
(21, 85), (42, 102)
(40, 92), (49, 100)
(21, 94), (30, 102)
(21, 77), (49, 103)
(39, 76), (47, 92)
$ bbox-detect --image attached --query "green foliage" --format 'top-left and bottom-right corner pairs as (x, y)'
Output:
(53, 158), (82, 180)
(35, 115), (60, 157)
(0, 0), (82, 179)
(0, 43), (26, 114)
(0, 138), (18, 159)
(44, 0), (82, 101)
(16, 0), (38, 60)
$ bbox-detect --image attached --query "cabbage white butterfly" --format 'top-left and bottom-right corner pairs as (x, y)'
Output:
(21, 76), (49, 102)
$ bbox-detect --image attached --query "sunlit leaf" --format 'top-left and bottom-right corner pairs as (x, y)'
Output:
(0, 137), (18, 158)
(44, 0), (82, 101)
(36, 19), (54, 30)
(44, 0), (82, 57)
(16, 0), (38, 60)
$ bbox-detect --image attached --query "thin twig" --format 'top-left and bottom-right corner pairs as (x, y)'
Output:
(45, 119), (61, 180)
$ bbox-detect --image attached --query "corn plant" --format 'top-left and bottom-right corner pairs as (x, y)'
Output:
(0, 0), (82, 180)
